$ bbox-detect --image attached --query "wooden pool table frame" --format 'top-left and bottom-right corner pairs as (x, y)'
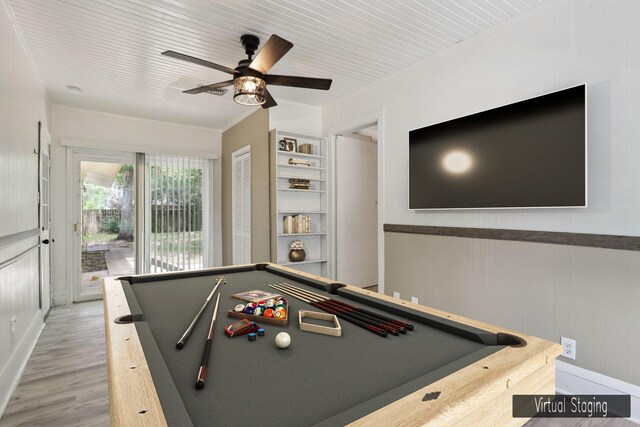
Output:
(104, 263), (562, 426)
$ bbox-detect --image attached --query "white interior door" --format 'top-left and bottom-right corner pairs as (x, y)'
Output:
(39, 128), (52, 316)
(232, 146), (251, 264)
(336, 135), (378, 287)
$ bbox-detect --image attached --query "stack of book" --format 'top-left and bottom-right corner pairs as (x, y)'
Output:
(283, 215), (312, 234)
(298, 143), (313, 154)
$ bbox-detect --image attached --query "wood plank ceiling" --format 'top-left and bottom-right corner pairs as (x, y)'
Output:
(8, 0), (550, 129)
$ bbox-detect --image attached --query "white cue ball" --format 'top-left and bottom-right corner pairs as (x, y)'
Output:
(275, 332), (291, 349)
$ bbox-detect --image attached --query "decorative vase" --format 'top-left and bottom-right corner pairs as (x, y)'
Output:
(289, 249), (306, 262)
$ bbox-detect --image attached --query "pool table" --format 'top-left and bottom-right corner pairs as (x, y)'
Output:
(104, 263), (561, 426)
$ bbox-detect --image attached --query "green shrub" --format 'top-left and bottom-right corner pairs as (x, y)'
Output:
(102, 217), (120, 233)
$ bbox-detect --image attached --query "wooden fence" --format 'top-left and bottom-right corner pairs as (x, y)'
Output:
(83, 209), (120, 234)
(83, 208), (203, 234)
(150, 207), (202, 232)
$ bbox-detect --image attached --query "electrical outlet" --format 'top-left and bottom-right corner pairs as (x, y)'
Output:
(393, 292), (400, 299)
(561, 337), (576, 360)
(411, 296), (419, 304)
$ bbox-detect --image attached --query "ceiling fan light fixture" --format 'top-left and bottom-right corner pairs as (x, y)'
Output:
(233, 76), (266, 106)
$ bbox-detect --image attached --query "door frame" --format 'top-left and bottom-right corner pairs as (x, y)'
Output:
(67, 148), (135, 302)
(328, 109), (385, 293)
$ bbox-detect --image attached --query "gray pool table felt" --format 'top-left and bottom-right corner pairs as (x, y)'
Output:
(121, 268), (504, 427)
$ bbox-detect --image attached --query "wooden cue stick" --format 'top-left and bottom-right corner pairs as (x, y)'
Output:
(275, 284), (400, 335)
(195, 293), (221, 390)
(269, 285), (388, 338)
(177, 276), (226, 349)
(276, 283), (409, 334)
(279, 282), (414, 331)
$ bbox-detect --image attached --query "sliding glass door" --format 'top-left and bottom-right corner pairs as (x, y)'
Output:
(145, 155), (211, 273)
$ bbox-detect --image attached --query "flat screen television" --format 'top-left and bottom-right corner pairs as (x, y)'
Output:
(409, 84), (586, 210)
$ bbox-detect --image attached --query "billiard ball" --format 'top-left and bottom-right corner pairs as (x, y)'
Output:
(275, 332), (291, 349)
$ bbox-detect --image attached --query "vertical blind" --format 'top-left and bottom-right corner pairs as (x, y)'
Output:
(232, 147), (251, 264)
(146, 154), (209, 273)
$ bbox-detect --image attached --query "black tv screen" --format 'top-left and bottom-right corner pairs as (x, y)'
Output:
(409, 85), (586, 209)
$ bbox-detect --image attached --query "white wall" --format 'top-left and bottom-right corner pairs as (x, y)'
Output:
(269, 101), (321, 136)
(49, 106), (223, 305)
(322, 0), (640, 393)
(0, 0), (49, 414)
(323, 0), (640, 237)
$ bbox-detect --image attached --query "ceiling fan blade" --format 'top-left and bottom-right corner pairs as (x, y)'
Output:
(183, 80), (234, 95)
(249, 35), (293, 75)
(162, 51), (236, 75)
(261, 89), (278, 109)
(265, 74), (332, 90)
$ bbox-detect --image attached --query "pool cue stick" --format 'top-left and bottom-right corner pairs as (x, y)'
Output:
(317, 300), (400, 335)
(269, 285), (388, 338)
(176, 276), (226, 349)
(278, 283), (400, 335)
(278, 282), (412, 332)
(195, 293), (221, 390)
(278, 282), (414, 331)
(275, 284), (400, 335)
(276, 283), (407, 334)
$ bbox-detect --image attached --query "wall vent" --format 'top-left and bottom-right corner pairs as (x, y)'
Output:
(205, 88), (228, 96)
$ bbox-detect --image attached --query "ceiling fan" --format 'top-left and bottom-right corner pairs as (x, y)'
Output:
(162, 34), (332, 109)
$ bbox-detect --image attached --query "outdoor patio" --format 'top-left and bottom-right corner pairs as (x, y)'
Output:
(81, 239), (134, 296)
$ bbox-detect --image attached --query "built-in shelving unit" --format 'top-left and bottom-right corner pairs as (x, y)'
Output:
(270, 130), (328, 276)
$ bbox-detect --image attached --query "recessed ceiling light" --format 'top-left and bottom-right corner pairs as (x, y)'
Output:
(66, 85), (83, 94)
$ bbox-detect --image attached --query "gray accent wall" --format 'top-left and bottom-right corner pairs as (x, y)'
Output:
(384, 231), (640, 387)
(221, 110), (270, 265)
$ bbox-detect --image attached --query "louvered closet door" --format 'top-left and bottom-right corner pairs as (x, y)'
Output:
(146, 154), (210, 272)
(232, 146), (251, 264)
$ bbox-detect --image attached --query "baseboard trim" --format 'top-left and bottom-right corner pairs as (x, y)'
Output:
(0, 312), (45, 417)
(556, 359), (640, 422)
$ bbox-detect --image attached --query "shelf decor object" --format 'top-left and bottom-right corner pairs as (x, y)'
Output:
(279, 138), (297, 152)
(289, 178), (310, 189)
(288, 240), (306, 262)
(288, 158), (311, 166)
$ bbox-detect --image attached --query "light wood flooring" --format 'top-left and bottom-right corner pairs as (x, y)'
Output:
(1, 301), (108, 426)
(0, 300), (636, 426)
